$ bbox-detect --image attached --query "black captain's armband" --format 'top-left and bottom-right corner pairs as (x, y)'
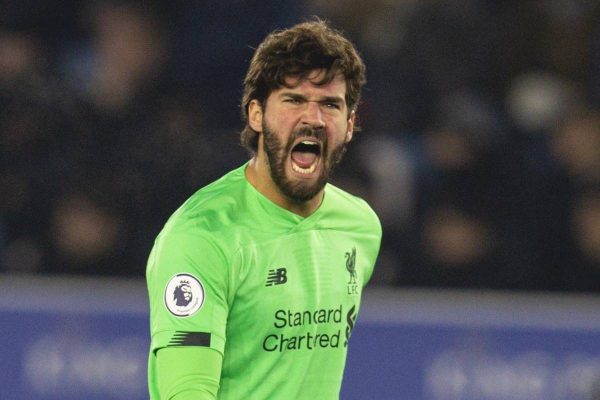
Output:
(168, 331), (212, 347)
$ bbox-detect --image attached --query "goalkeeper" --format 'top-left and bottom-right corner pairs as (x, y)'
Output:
(146, 18), (381, 399)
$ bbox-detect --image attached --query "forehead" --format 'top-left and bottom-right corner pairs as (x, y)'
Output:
(276, 70), (347, 98)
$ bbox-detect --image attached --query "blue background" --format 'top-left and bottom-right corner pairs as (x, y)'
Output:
(2, 276), (599, 400)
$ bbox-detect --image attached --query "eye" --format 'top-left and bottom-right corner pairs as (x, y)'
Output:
(323, 102), (341, 110)
(284, 97), (303, 105)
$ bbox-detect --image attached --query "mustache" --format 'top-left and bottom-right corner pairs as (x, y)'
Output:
(289, 126), (326, 144)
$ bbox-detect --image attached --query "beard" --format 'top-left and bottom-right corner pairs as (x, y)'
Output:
(262, 121), (348, 203)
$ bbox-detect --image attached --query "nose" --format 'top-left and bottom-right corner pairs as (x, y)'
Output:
(301, 101), (325, 129)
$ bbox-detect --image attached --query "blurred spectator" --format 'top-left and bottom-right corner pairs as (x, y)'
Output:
(549, 108), (600, 291)
(1, 1), (600, 293)
(565, 189), (600, 291)
(166, 0), (308, 129)
(69, 2), (167, 111)
(550, 108), (600, 186)
(0, 32), (38, 83)
(44, 1), (174, 274)
(0, 38), (82, 273)
(394, 90), (511, 289)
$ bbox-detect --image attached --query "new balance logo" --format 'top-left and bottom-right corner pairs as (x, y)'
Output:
(265, 268), (288, 286)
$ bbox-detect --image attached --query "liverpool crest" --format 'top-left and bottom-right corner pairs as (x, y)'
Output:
(345, 247), (358, 294)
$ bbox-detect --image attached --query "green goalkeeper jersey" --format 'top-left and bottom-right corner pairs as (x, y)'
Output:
(147, 163), (382, 399)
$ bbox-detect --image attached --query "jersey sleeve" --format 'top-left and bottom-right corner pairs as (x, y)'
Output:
(147, 228), (231, 357)
(155, 346), (222, 400)
(362, 208), (382, 286)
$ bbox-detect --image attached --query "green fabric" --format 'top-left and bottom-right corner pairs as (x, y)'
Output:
(156, 347), (222, 399)
(147, 163), (381, 399)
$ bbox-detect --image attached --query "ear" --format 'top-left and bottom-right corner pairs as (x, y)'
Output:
(248, 99), (263, 132)
(345, 110), (355, 143)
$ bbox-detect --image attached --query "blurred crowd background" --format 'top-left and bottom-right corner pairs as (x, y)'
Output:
(1, 0), (600, 292)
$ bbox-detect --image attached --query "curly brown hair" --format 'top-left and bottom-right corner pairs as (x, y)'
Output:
(240, 19), (366, 154)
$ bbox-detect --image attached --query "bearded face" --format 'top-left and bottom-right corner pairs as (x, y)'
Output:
(246, 71), (354, 211)
(262, 120), (347, 202)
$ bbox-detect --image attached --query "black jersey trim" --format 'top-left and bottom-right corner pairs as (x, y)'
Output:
(168, 331), (211, 347)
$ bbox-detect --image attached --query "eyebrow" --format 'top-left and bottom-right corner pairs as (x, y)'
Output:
(280, 92), (346, 105)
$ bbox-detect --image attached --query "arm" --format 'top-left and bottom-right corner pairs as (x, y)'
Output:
(147, 230), (230, 399)
(156, 346), (223, 400)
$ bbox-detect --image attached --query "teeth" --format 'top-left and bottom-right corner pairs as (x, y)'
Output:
(301, 140), (318, 146)
(292, 161), (317, 174)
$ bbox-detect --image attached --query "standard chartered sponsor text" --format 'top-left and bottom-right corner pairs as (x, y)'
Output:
(263, 305), (345, 352)
(274, 305), (342, 328)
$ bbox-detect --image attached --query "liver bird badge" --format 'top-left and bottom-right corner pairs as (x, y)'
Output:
(345, 247), (357, 285)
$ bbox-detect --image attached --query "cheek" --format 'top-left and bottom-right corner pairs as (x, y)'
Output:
(264, 106), (296, 131)
(328, 119), (351, 144)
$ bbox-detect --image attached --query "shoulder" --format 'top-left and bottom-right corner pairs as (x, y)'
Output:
(326, 184), (375, 211)
(323, 184), (382, 236)
(169, 166), (247, 231)
(155, 166), (250, 252)
(325, 183), (380, 222)
(147, 167), (251, 282)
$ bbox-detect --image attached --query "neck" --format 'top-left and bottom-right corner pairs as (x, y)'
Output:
(245, 157), (323, 217)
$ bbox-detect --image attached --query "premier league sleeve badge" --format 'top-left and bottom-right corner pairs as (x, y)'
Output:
(164, 273), (205, 317)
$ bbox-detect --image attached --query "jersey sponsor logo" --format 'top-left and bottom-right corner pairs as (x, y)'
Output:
(344, 304), (357, 347)
(263, 329), (341, 352)
(164, 273), (205, 317)
(265, 267), (288, 286)
(263, 305), (344, 352)
(261, 304), (359, 351)
(345, 247), (359, 294)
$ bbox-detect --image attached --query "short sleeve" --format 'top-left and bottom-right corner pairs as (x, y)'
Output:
(147, 229), (230, 356)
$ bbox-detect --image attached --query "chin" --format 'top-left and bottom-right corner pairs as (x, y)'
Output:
(281, 169), (327, 202)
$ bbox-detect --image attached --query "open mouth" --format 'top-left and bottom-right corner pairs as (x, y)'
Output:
(290, 140), (321, 174)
